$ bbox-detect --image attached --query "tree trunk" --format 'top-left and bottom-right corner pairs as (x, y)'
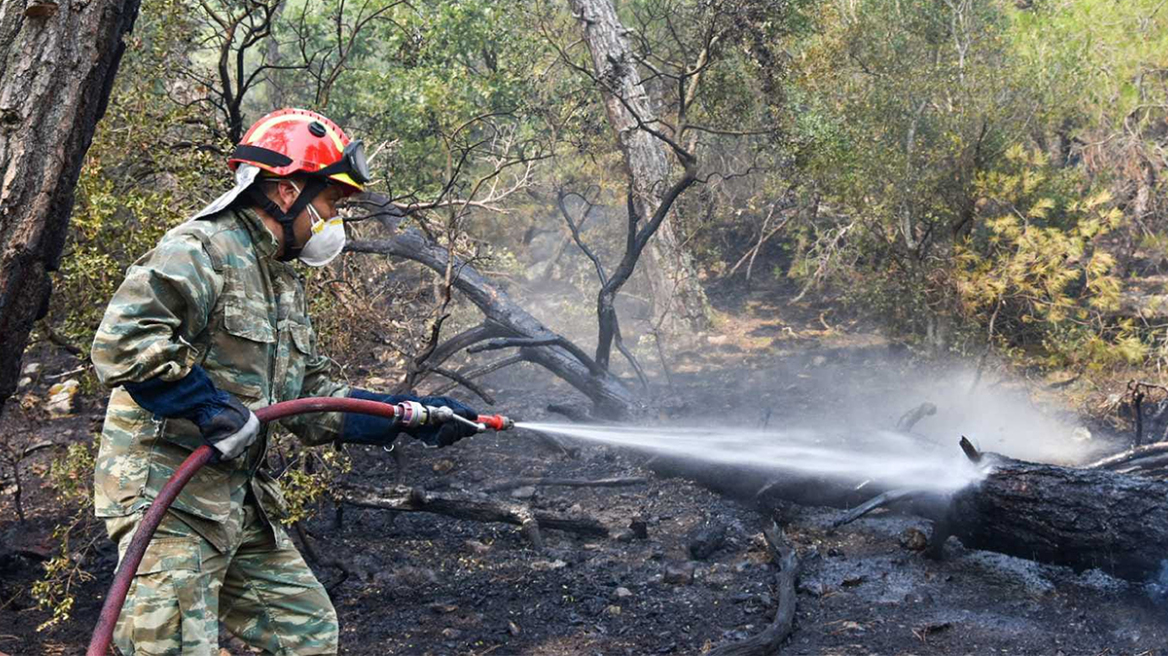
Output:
(0, 0), (142, 413)
(949, 457), (1168, 582)
(568, 0), (712, 335)
(651, 451), (1168, 582)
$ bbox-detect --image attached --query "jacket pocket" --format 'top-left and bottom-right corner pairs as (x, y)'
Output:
(275, 319), (313, 401)
(223, 301), (276, 344)
(215, 376), (265, 402)
(207, 297), (273, 405)
(290, 322), (312, 355)
(254, 471), (290, 521)
(134, 537), (202, 576)
(123, 537), (213, 652)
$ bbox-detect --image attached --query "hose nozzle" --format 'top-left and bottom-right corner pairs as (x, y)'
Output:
(426, 405), (486, 432)
(399, 403), (515, 433)
(477, 414), (514, 431)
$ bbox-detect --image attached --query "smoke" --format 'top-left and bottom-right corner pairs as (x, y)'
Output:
(895, 368), (1106, 466)
(740, 351), (1111, 468)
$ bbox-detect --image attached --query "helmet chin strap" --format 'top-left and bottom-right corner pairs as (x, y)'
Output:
(247, 177), (329, 261)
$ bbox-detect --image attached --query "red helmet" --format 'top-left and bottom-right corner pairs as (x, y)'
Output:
(229, 108), (369, 195)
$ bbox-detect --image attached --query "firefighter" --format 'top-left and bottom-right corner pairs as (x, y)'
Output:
(91, 108), (477, 655)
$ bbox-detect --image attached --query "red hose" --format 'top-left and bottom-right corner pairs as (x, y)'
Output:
(87, 397), (398, 656)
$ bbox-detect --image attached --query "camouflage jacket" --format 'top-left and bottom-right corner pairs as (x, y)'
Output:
(91, 207), (349, 551)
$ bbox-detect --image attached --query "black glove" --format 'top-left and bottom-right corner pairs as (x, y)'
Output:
(123, 366), (260, 461)
(197, 395), (260, 460)
(414, 396), (479, 448)
(338, 389), (419, 446)
(338, 390), (479, 448)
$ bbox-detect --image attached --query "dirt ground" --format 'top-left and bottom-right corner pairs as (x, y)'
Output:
(2, 285), (1167, 655)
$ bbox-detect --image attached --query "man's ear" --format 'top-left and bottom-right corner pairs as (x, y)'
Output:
(275, 179), (298, 212)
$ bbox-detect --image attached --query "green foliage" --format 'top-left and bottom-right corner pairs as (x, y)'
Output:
(955, 145), (1135, 368)
(1008, 0), (1168, 130)
(774, 0), (1160, 369)
(31, 438), (99, 632)
(275, 442), (352, 525)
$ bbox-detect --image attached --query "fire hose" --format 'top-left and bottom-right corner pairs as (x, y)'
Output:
(87, 397), (514, 656)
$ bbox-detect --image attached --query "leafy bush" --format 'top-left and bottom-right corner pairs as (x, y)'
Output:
(955, 146), (1136, 369)
(31, 439), (99, 632)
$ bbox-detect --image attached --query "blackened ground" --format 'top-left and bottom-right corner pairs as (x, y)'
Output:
(2, 286), (1166, 655)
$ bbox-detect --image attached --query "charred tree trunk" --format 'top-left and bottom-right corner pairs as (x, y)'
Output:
(347, 217), (644, 418)
(652, 451), (1168, 582)
(568, 0), (712, 336)
(0, 0), (141, 414)
(949, 457), (1168, 581)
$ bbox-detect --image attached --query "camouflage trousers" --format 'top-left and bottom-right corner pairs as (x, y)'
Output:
(104, 498), (338, 655)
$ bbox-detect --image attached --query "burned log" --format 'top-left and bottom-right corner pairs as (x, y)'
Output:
(649, 450), (1168, 582)
(340, 484), (610, 544)
(948, 456), (1168, 581)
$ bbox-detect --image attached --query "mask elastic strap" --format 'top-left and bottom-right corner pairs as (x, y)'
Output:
(248, 177), (328, 261)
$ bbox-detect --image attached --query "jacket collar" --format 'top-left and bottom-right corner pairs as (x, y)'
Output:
(233, 207), (283, 262)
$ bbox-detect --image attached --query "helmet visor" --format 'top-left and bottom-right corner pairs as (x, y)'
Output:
(317, 139), (371, 187)
(345, 140), (371, 184)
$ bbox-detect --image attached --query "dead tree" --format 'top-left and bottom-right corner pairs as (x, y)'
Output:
(347, 210), (644, 418)
(0, 0), (142, 416)
(567, 0), (713, 335)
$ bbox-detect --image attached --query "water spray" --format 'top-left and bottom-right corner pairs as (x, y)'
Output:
(515, 421), (986, 493)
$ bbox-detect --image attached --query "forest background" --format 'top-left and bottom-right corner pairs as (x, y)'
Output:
(4, 0), (1168, 639)
(51, 0), (1168, 388)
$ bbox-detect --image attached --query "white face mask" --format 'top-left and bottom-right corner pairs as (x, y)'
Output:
(287, 182), (346, 267)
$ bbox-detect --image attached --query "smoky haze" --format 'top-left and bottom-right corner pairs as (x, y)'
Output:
(519, 350), (1108, 494)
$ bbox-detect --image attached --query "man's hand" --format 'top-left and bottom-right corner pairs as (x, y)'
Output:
(122, 366), (261, 460)
(414, 396), (479, 448)
(198, 396), (260, 460)
(338, 389), (479, 448)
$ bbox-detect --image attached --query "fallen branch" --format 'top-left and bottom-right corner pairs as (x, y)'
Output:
(42, 322), (83, 357)
(484, 476), (648, 493)
(708, 520), (798, 656)
(1084, 441), (1168, 470)
(294, 523), (355, 592)
(895, 402), (936, 432)
(725, 204), (792, 281)
(1115, 454), (1168, 474)
(430, 354), (526, 397)
(340, 484), (609, 545)
(426, 366), (495, 405)
(829, 488), (919, 531)
(20, 440), (57, 458)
